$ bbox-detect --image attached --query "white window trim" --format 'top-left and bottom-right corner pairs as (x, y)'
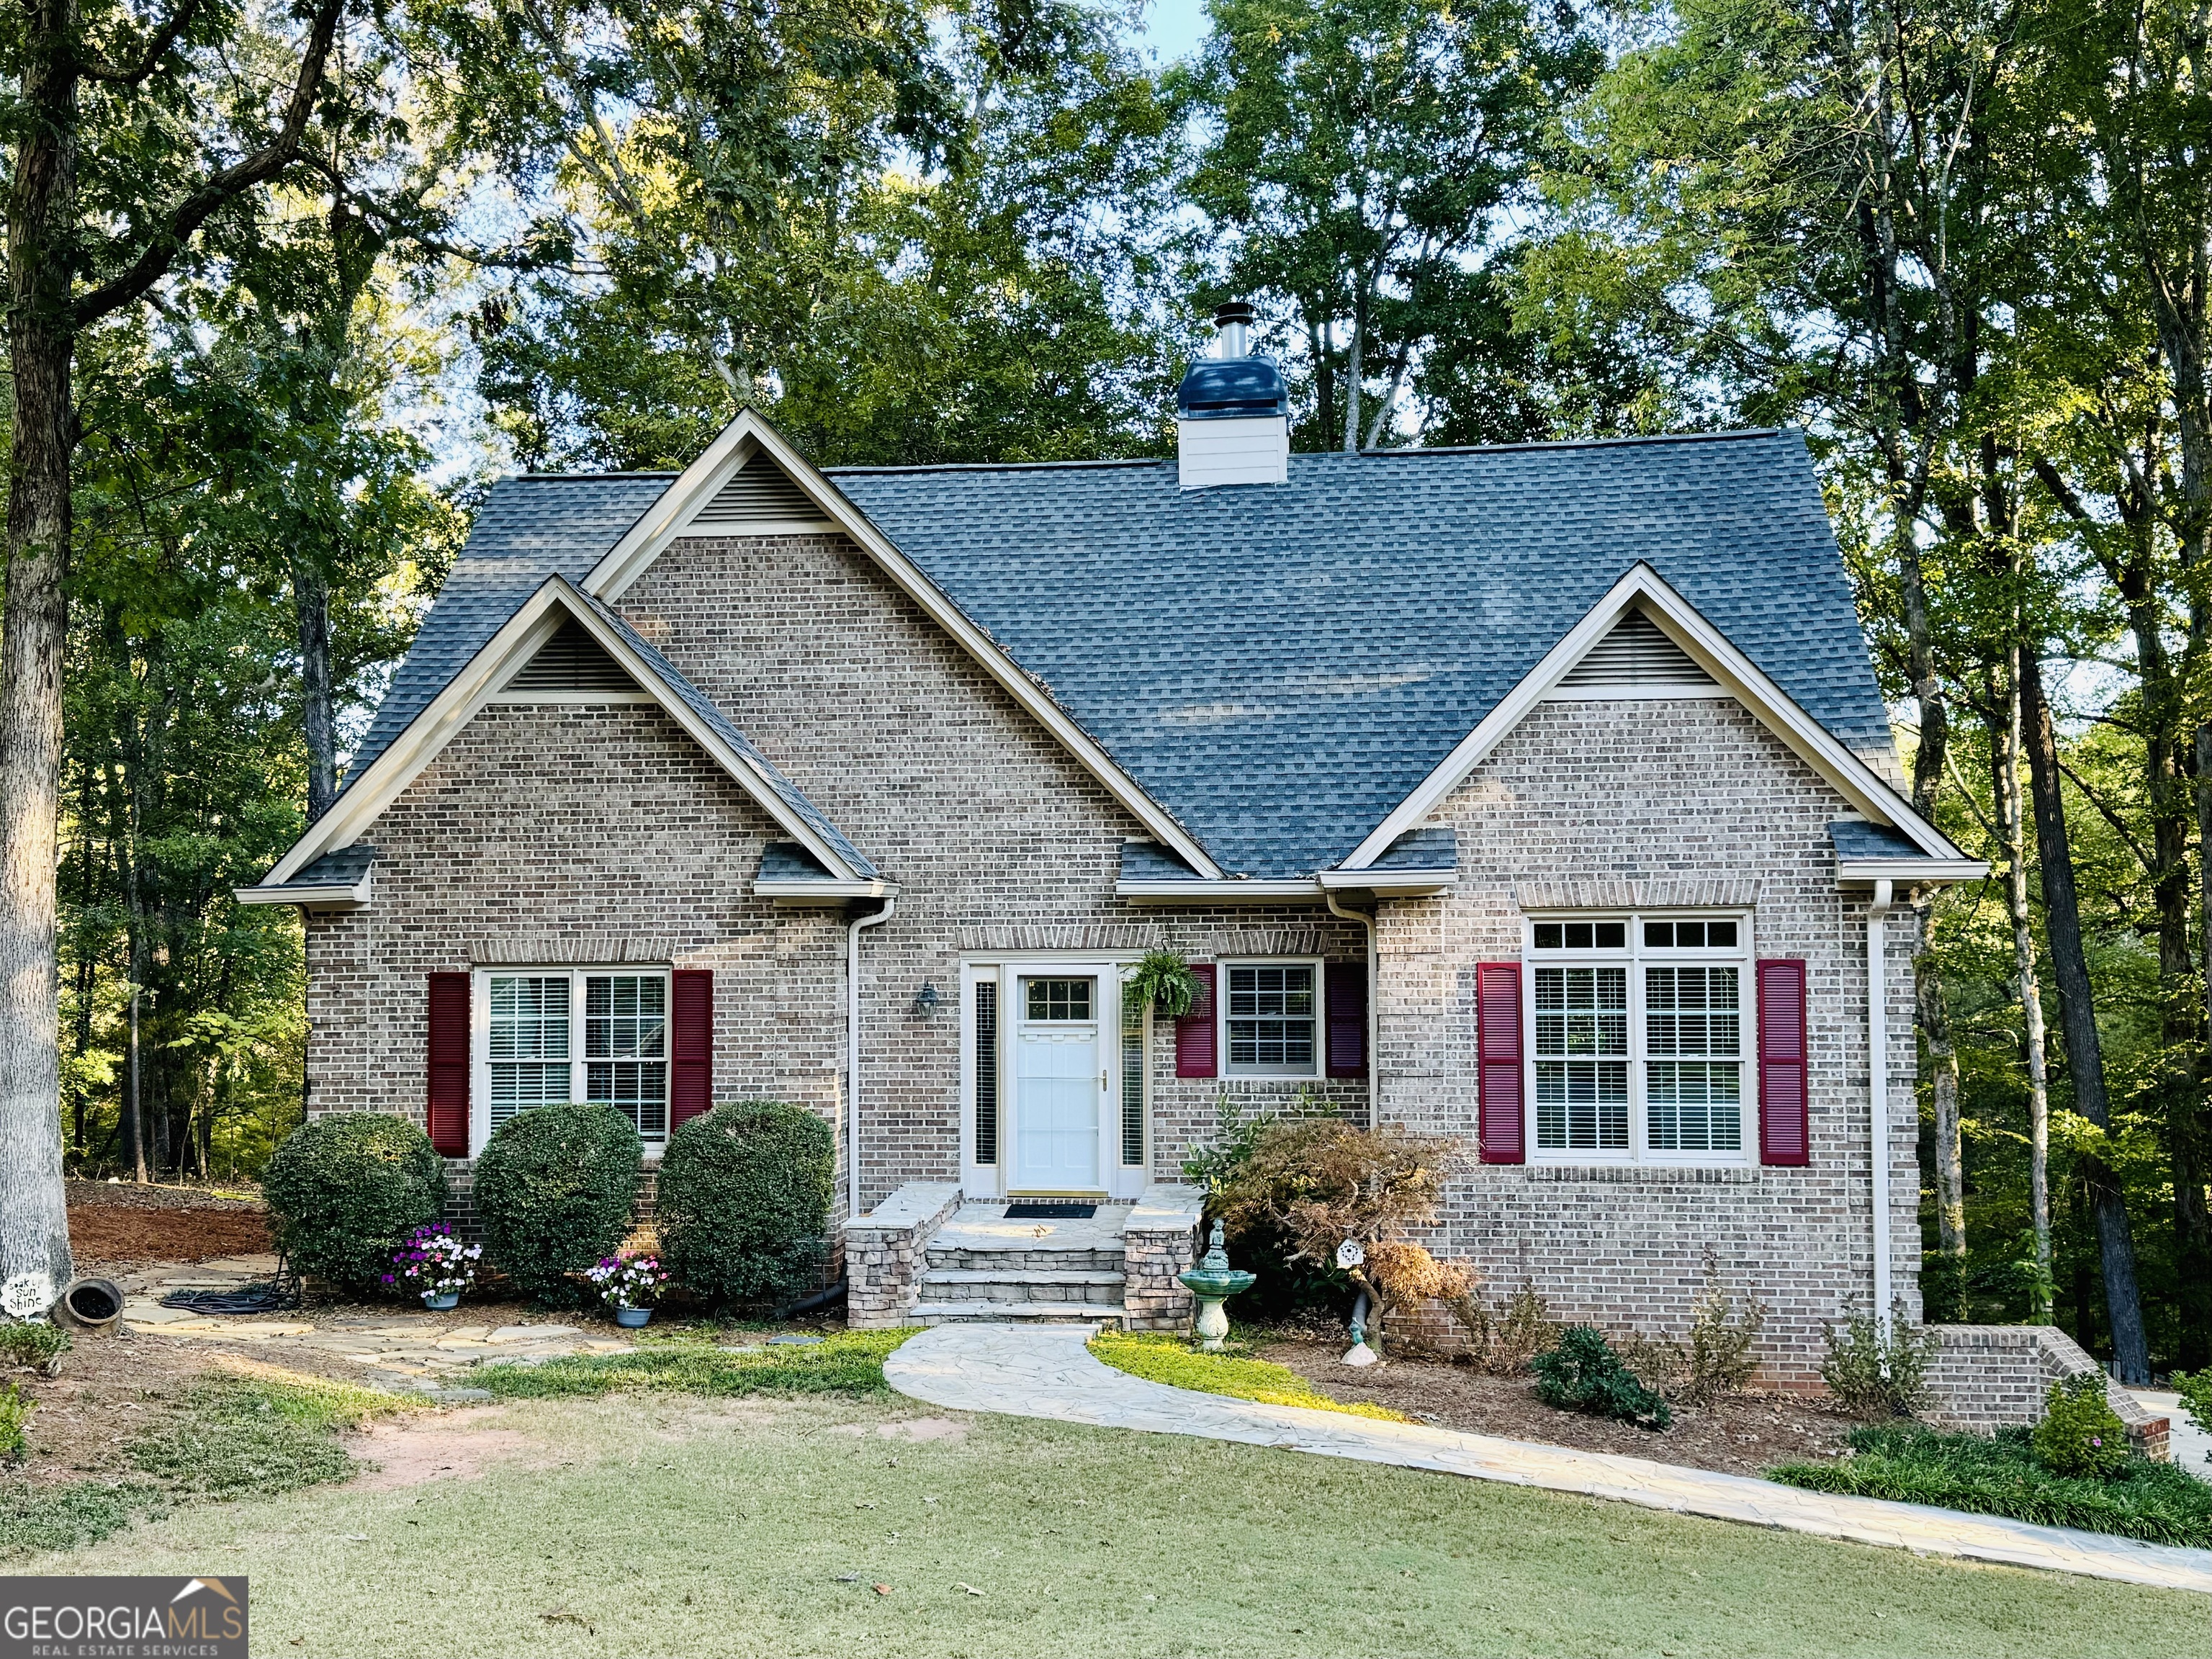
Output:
(1218, 957), (1326, 1079)
(469, 965), (673, 1159)
(1522, 914), (1754, 1168)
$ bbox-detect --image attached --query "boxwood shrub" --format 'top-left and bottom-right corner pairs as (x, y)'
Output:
(474, 1105), (643, 1303)
(656, 1100), (834, 1308)
(263, 1115), (448, 1291)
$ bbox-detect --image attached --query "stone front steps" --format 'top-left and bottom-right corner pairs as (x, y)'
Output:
(911, 1202), (1134, 1328)
(917, 1267), (1127, 1306)
(910, 1300), (1117, 1326)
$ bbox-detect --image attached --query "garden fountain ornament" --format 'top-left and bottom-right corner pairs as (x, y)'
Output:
(1179, 1221), (1256, 1352)
(1336, 1239), (1379, 1367)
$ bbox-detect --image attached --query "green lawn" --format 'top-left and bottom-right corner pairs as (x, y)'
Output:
(26, 1390), (2203, 1657)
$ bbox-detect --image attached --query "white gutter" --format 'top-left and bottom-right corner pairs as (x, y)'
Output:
(1118, 872), (1455, 904)
(233, 871), (372, 911)
(847, 898), (896, 1225)
(1323, 890), (1380, 1113)
(1868, 878), (1894, 1333)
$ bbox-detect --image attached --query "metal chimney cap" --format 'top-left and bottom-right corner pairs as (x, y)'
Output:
(1212, 300), (1256, 328)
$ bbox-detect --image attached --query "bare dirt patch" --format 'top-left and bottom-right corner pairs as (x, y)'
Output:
(1262, 1334), (1853, 1478)
(66, 1178), (269, 1265)
(343, 1408), (554, 1491)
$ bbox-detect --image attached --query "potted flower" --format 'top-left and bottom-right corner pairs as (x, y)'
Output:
(382, 1223), (481, 1310)
(587, 1251), (670, 1328)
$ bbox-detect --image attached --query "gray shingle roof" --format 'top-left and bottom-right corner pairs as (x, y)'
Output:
(342, 474), (672, 793)
(272, 844), (377, 891)
(831, 430), (1895, 875)
(346, 428), (1899, 883)
(1828, 819), (1928, 861)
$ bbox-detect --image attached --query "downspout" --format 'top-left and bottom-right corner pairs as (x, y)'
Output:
(1868, 878), (1894, 1333)
(1323, 890), (1380, 1118)
(847, 899), (896, 1225)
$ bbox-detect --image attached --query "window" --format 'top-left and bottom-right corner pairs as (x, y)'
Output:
(1222, 961), (1318, 1076)
(482, 969), (669, 1145)
(1525, 917), (1750, 1162)
(1120, 989), (1146, 1166)
(974, 981), (999, 1166)
(1026, 978), (1092, 1022)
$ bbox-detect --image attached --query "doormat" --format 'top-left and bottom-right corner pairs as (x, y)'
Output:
(1002, 1201), (1097, 1220)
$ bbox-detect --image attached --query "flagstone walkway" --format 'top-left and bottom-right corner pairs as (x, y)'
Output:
(884, 1323), (2212, 1596)
(112, 1255), (634, 1389)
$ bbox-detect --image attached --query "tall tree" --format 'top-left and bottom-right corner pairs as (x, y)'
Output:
(0, 0), (349, 1293)
(1179, 0), (1601, 451)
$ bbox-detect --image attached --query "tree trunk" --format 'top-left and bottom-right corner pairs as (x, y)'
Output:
(0, 0), (82, 1297)
(1996, 670), (2053, 1322)
(2019, 648), (2152, 1382)
(295, 553), (338, 820)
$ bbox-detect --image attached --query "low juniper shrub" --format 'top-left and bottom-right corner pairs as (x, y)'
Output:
(262, 1115), (448, 1290)
(2033, 1373), (2131, 1479)
(474, 1104), (643, 1303)
(1533, 1325), (1672, 1430)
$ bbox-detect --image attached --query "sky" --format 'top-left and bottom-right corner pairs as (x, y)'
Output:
(1136, 0), (1210, 63)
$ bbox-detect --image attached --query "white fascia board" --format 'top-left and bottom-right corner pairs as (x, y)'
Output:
(1116, 878), (1322, 904)
(258, 578), (863, 887)
(1314, 868), (1457, 896)
(586, 410), (1226, 880)
(1838, 858), (1989, 886)
(755, 877), (901, 904)
(233, 872), (371, 911)
(1339, 563), (1966, 870)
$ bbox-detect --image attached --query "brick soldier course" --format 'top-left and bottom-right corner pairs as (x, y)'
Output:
(240, 352), (2118, 1441)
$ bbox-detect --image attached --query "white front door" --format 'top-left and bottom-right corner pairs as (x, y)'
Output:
(1012, 975), (1102, 1192)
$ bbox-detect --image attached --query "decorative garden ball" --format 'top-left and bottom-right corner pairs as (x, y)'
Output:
(1177, 1220), (1256, 1352)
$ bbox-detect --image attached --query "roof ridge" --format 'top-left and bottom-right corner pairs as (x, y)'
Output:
(508, 470), (683, 481)
(1356, 428), (1782, 459)
(824, 457), (1169, 477)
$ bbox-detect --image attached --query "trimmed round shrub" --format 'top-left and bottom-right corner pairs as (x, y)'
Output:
(474, 1105), (643, 1303)
(263, 1115), (447, 1291)
(656, 1101), (835, 1307)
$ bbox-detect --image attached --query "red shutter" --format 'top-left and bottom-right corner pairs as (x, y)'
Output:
(1175, 962), (1218, 1079)
(1758, 958), (1809, 1166)
(426, 973), (469, 1157)
(671, 969), (714, 1130)
(1325, 960), (1367, 1078)
(1476, 961), (1524, 1164)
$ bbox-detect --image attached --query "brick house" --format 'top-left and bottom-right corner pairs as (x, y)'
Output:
(241, 314), (2013, 1387)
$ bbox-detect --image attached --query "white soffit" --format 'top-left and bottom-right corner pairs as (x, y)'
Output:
(1339, 563), (1966, 870)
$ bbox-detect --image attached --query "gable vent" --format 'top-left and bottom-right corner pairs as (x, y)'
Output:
(505, 619), (640, 693)
(687, 457), (827, 528)
(1559, 610), (1716, 688)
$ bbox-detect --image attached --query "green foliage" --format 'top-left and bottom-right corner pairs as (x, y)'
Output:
(1819, 1308), (1936, 1419)
(1533, 1326), (1672, 1430)
(1770, 1422), (2212, 1550)
(0, 1384), (31, 1463)
(0, 1480), (162, 1557)
(472, 1329), (911, 1399)
(1128, 950), (1204, 1018)
(655, 1101), (835, 1308)
(262, 1114), (448, 1290)
(1087, 1331), (1407, 1421)
(474, 1105), (644, 1303)
(2033, 1375), (2132, 1479)
(128, 1375), (415, 1499)
(0, 1322), (71, 1371)
(2170, 1369), (2212, 1435)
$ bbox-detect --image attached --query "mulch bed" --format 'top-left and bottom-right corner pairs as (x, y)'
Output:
(1262, 1333), (1856, 1478)
(65, 1178), (271, 1266)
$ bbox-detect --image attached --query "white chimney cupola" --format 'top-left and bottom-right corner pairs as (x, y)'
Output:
(1177, 300), (1289, 490)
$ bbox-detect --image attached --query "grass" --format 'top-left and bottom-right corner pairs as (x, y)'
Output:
(27, 1390), (2203, 1657)
(2, 1364), (418, 1558)
(1769, 1423), (2212, 1549)
(472, 1328), (912, 1399)
(1089, 1329), (1410, 1421)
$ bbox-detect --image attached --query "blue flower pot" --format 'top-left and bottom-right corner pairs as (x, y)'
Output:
(614, 1306), (652, 1328)
(423, 1292), (460, 1310)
